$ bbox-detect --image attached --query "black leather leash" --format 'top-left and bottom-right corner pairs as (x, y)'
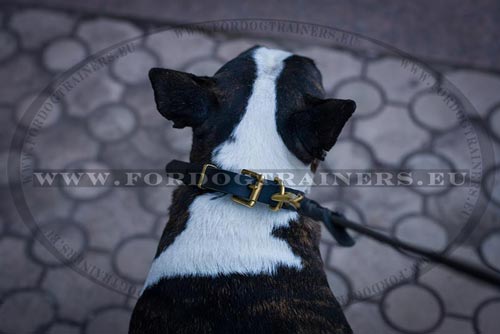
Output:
(166, 159), (500, 288)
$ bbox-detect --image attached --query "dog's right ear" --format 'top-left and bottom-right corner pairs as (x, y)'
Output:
(286, 97), (356, 162)
(149, 68), (217, 128)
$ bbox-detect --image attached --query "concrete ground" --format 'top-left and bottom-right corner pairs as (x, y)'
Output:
(10, 0), (500, 71)
(0, 1), (500, 334)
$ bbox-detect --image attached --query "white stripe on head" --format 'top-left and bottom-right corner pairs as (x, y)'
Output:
(213, 47), (311, 181)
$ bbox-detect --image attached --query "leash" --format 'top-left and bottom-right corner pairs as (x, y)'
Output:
(165, 160), (500, 288)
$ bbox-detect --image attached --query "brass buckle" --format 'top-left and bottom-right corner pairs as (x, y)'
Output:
(231, 169), (264, 208)
(270, 177), (303, 211)
(197, 163), (217, 189)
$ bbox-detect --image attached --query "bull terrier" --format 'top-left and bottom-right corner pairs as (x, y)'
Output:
(130, 45), (356, 334)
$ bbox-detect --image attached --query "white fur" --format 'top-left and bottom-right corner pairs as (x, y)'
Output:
(213, 47), (310, 181)
(143, 47), (310, 289)
(143, 193), (302, 286)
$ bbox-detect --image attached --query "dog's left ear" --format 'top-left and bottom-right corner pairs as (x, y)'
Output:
(288, 98), (356, 161)
(149, 68), (217, 128)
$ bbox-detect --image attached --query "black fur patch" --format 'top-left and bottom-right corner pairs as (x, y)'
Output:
(276, 56), (356, 163)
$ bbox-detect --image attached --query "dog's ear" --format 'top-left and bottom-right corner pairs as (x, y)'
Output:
(149, 68), (217, 128)
(290, 97), (356, 161)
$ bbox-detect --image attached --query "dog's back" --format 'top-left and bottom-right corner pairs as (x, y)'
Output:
(130, 191), (350, 333)
(130, 46), (355, 334)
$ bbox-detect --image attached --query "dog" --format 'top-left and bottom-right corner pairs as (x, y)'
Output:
(129, 46), (356, 334)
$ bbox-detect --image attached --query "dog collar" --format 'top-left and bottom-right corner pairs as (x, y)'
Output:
(166, 160), (305, 210)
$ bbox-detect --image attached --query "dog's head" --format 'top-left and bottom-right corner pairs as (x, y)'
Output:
(149, 46), (355, 171)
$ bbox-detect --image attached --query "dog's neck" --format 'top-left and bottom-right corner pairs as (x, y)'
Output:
(143, 48), (314, 290)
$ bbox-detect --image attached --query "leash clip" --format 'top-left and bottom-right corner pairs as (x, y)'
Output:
(270, 177), (304, 211)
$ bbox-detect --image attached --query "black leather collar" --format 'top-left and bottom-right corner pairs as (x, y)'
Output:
(166, 160), (304, 210)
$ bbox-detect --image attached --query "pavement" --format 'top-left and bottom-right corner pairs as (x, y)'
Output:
(9, 0), (500, 71)
(0, 2), (500, 334)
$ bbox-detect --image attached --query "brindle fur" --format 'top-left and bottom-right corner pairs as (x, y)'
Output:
(131, 188), (351, 334)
